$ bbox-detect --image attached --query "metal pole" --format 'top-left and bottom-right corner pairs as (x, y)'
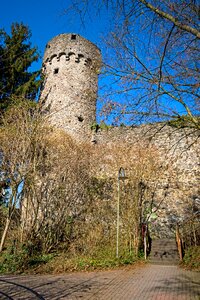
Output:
(144, 226), (147, 260)
(116, 177), (120, 258)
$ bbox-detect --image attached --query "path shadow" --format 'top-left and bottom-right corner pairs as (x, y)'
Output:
(0, 275), (104, 300)
(0, 278), (45, 300)
(149, 273), (200, 297)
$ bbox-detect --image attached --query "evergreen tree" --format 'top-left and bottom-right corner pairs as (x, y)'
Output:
(0, 22), (41, 112)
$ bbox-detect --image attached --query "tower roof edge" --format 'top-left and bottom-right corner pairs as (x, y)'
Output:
(45, 33), (101, 54)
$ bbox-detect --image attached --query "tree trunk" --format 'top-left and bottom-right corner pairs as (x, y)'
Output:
(0, 217), (11, 253)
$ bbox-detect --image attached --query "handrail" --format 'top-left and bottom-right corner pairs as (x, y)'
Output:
(176, 225), (183, 260)
(176, 210), (200, 260)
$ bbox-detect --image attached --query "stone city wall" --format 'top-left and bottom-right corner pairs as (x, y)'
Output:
(40, 33), (200, 238)
(92, 124), (199, 237)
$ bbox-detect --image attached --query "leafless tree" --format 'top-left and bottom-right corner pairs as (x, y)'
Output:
(0, 102), (91, 253)
(0, 101), (41, 252)
(66, 0), (200, 129)
(72, 141), (166, 257)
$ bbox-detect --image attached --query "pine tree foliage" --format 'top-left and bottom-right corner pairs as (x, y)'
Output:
(0, 22), (41, 112)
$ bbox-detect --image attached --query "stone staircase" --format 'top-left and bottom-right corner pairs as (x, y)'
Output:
(149, 238), (179, 265)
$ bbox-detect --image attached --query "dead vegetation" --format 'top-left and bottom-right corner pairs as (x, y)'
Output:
(0, 102), (169, 273)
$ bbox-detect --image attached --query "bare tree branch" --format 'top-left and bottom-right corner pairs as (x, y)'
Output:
(139, 0), (200, 38)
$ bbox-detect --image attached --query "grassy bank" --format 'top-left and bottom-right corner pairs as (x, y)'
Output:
(180, 246), (200, 271)
(0, 247), (144, 274)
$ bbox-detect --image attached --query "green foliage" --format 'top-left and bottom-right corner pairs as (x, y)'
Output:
(181, 246), (200, 271)
(0, 250), (25, 274)
(0, 244), (55, 274)
(99, 121), (110, 131)
(0, 22), (41, 112)
(90, 121), (111, 132)
(168, 116), (200, 129)
(0, 241), (142, 274)
(0, 207), (7, 234)
(74, 254), (137, 270)
(90, 122), (100, 132)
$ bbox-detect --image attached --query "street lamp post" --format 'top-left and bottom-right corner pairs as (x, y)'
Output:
(116, 167), (127, 258)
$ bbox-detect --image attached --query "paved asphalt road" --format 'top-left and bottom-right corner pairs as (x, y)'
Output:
(0, 264), (199, 299)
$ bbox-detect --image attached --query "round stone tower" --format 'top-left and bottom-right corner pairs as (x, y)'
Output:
(40, 33), (101, 140)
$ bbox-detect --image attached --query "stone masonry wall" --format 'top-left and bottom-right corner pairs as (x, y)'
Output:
(40, 34), (101, 141)
(93, 124), (200, 237)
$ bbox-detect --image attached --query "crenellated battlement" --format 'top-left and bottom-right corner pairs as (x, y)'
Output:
(42, 34), (100, 66)
(43, 52), (92, 68)
(41, 34), (101, 78)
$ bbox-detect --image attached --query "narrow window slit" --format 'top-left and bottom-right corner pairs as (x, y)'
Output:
(78, 116), (84, 122)
(71, 34), (76, 40)
(54, 68), (59, 74)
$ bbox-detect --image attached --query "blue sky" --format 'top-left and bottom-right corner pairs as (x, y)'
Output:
(2, 1), (195, 124)
(1, 0), (110, 70)
(1, 1), (118, 124)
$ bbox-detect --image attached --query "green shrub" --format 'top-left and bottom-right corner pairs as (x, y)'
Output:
(181, 246), (200, 271)
(0, 246), (55, 274)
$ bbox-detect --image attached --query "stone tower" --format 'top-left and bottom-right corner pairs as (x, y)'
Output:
(40, 33), (101, 140)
